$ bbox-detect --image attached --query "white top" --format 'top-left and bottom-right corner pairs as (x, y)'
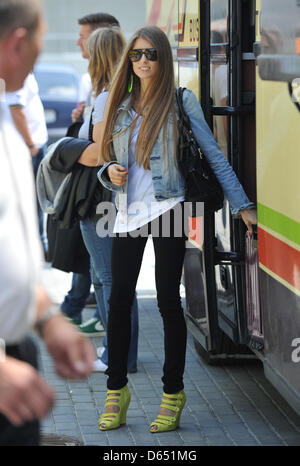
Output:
(78, 89), (107, 140)
(0, 101), (42, 344)
(78, 73), (92, 103)
(94, 91), (183, 233)
(6, 73), (48, 148)
(79, 73), (95, 126)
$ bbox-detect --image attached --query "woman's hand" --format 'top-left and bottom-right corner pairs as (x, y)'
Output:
(107, 164), (128, 186)
(240, 208), (257, 235)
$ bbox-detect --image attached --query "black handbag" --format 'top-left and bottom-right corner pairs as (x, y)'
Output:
(175, 87), (224, 212)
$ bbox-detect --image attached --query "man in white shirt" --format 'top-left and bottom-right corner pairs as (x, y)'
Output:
(6, 72), (48, 254)
(0, 0), (95, 446)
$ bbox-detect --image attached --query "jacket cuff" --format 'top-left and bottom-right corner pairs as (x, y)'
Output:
(231, 202), (256, 217)
(97, 162), (123, 192)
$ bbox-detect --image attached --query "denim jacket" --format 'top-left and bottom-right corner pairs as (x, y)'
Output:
(97, 89), (254, 214)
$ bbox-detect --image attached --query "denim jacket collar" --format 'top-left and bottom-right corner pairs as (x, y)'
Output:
(117, 95), (132, 114)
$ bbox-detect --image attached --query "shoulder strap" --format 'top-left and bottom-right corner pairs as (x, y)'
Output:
(88, 107), (94, 142)
(176, 87), (191, 129)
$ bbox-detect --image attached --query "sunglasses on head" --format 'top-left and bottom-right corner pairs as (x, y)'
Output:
(128, 48), (158, 62)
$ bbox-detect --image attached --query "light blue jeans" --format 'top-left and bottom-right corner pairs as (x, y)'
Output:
(80, 218), (138, 372)
(61, 271), (100, 322)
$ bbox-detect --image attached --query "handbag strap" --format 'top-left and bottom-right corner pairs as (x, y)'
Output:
(175, 87), (192, 130)
(176, 87), (205, 164)
(88, 107), (94, 142)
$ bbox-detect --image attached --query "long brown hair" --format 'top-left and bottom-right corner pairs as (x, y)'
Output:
(101, 25), (177, 169)
(87, 26), (126, 96)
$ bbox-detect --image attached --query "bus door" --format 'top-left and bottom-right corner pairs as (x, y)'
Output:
(211, 0), (257, 345)
(184, 0), (257, 361)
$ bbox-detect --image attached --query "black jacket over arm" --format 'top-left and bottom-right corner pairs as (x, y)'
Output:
(47, 137), (111, 274)
(49, 137), (111, 229)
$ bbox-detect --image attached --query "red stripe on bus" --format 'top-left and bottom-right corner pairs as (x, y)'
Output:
(258, 227), (300, 292)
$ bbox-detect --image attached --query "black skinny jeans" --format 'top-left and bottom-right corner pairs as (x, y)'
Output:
(107, 207), (187, 394)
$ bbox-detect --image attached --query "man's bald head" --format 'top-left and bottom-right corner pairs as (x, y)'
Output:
(0, 0), (41, 39)
(0, 0), (44, 92)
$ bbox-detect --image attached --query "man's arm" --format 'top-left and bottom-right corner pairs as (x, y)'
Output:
(9, 105), (39, 156)
(71, 72), (91, 122)
(34, 285), (95, 379)
(0, 356), (54, 426)
(0, 283), (94, 427)
(71, 102), (85, 123)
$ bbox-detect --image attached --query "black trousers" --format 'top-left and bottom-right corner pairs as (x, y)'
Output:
(107, 207), (187, 393)
(0, 338), (40, 446)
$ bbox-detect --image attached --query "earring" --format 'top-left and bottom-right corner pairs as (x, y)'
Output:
(128, 74), (133, 93)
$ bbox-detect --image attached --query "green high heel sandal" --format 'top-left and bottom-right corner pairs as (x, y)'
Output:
(149, 390), (186, 433)
(98, 385), (131, 431)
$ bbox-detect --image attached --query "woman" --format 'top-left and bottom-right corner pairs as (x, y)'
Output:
(96, 25), (257, 432)
(77, 26), (139, 373)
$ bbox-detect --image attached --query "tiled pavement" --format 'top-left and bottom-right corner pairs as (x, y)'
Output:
(38, 240), (300, 446)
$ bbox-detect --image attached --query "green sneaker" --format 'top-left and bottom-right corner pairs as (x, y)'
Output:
(78, 317), (106, 337)
(65, 316), (82, 326)
(71, 317), (82, 326)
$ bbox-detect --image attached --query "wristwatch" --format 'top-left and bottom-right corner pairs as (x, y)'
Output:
(35, 305), (62, 337)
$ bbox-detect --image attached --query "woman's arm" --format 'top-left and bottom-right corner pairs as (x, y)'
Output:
(92, 120), (103, 144)
(182, 89), (257, 232)
(77, 141), (104, 166)
(77, 92), (108, 167)
(183, 89), (255, 215)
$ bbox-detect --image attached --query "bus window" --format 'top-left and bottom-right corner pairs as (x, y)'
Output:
(211, 0), (229, 42)
(257, 0), (300, 81)
(210, 2), (229, 160)
(177, 0), (199, 98)
(178, 60), (199, 97)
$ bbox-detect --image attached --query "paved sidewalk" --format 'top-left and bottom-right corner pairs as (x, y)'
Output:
(38, 240), (300, 446)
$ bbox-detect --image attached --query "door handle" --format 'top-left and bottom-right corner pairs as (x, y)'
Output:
(214, 250), (244, 265)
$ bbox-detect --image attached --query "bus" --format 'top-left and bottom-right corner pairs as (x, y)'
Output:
(146, 0), (300, 415)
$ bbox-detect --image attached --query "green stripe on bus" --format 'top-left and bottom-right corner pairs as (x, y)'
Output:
(258, 203), (300, 247)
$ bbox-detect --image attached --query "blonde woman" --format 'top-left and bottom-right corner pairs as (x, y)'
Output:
(96, 25), (257, 432)
(77, 27), (139, 374)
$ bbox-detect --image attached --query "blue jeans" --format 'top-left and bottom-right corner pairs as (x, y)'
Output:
(32, 144), (47, 252)
(80, 218), (138, 372)
(61, 272), (100, 322)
